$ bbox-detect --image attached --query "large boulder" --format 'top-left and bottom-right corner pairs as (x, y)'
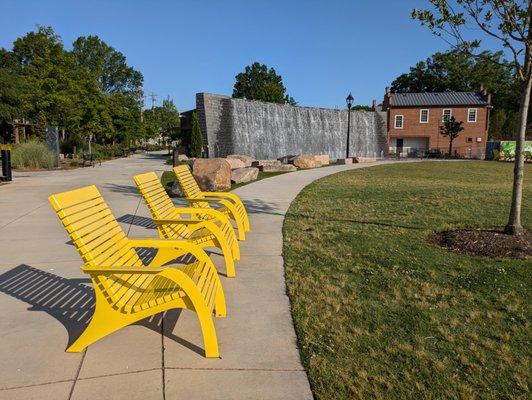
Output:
(354, 156), (377, 163)
(263, 164), (297, 172)
(192, 158), (231, 191)
(231, 167), (259, 184)
(227, 154), (253, 167)
(337, 158), (353, 165)
(314, 154), (330, 166)
(293, 155), (321, 169)
(225, 157), (246, 170)
(252, 160), (282, 171)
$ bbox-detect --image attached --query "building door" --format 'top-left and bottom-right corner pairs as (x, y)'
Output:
(396, 138), (404, 153)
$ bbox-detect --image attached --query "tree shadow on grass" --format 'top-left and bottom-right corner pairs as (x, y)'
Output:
(0, 264), (204, 356)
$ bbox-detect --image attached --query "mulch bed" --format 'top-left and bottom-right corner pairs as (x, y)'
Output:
(429, 229), (532, 259)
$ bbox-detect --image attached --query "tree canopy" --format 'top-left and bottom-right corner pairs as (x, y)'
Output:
(232, 62), (296, 105)
(0, 26), (178, 148)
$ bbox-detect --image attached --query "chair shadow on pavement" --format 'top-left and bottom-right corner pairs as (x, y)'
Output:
(242, 199), (284, 216)
(0, 264), (204, 356)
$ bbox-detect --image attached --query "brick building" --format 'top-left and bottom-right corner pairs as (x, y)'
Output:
(382, 87), (491, 157)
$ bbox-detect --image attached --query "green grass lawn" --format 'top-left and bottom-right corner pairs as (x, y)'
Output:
(283, 161), (531, 400)
(160, 169), (290, 194)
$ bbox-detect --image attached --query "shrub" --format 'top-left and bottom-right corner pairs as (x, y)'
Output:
(12, 141), (56, 169)
(191, 112), (203, 157)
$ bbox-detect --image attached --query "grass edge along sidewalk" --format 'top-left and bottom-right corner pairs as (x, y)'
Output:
(283, 161), (531, 400)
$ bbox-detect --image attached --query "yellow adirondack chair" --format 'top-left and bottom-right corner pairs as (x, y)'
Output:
(133, 172), (240, 277)
(49, 185), (225, 358)
(172, 165), (250, 241)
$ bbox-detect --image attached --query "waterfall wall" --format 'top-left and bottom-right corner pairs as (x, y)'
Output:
(196, 93), (387, 160)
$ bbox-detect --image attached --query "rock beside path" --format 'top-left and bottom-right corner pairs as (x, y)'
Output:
(231, 167), (259, 184)
(227, 154), (253, 167)
(293, 155), (321, 169)
(192, 158), (231, 191)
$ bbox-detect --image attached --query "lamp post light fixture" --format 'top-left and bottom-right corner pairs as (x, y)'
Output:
(346, 92), (354, 158)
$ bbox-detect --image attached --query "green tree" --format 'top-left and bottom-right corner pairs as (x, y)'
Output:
(72, 35), (143, 95)
(233, 62), (295, 104)
(412, 0), (531, 234)
(440, 116), (464, 156)
(190, 112), (203, 157)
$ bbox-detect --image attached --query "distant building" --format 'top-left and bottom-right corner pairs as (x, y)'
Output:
(383, 87), (491, 157)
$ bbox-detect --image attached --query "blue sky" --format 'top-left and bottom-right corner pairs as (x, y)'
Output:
(1, 0), (475, 111)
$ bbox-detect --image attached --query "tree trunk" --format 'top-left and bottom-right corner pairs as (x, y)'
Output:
(448, 138), (453, 157)
(13, 124), (19, 144)
(505, 52), (531, 235)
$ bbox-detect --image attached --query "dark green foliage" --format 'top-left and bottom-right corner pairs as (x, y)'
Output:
(143, 97), (181, 145)
(0, 26), (176, 147)
(190, 112), (203, 158)
(232, 62), (295, 105)
(440, 116), (464, 155)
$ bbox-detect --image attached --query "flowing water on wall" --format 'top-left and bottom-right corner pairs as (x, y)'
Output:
(228, 99), (386, 160)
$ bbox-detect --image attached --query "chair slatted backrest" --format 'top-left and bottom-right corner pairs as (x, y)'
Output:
(48, 185), (143, 268)
(173, 165), (204, 199)
(133, 172), (189, 239)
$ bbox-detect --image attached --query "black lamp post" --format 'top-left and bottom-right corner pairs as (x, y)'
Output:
(346, 92), (354, 158)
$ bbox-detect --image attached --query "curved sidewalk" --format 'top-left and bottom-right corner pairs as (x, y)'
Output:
(0, 157), (403, 400)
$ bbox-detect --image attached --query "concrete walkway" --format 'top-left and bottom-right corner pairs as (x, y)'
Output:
(0, 154), (398, 399)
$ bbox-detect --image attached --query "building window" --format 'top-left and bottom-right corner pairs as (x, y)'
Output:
(467, 137), (473, 142)
(420, 109), (429, 123)
(442, 109), (452, 122)
(468, 108), (477, 122)
(394, 115), (404, 129)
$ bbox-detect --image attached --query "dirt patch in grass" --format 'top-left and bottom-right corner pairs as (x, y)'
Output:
(429, 229), (531, 259)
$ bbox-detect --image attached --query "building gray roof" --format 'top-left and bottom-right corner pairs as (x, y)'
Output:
(391, 92), (489, 107)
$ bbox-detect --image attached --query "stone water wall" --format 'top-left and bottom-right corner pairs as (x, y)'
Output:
(196, 93), (387, 159)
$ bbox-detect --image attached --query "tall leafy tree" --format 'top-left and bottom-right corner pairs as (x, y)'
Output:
(72, 35), (143, 95)
(233, 62), (296, 104)
(412, 0), (531, 235)
(72, 35), (144, 145)
(142, 97), (181, 144)
(190, 112), (203, 157)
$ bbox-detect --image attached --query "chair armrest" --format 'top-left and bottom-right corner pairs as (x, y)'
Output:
(129, 238), (197, 248)
(128, 238), (210, 263)
(81, 265), (165, 274)
(153, 218), (205, 226)
(172, 207), (228, 221)
(186, 197), (226, 203)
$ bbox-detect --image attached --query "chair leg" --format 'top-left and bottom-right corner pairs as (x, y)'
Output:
(66, 290), (129, 352)
(214, 284), (226, 318)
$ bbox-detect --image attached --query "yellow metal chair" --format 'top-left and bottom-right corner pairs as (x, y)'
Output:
(49, 185), (225, 358)
(172, 165), (250, 241)
(133, 172), (240, 277)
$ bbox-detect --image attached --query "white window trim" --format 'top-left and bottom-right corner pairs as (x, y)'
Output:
(442, 108), (452, 122)
(468, 108), (477, 123)
(394, 115), (404, 129)
(420, 109), (429, 123)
